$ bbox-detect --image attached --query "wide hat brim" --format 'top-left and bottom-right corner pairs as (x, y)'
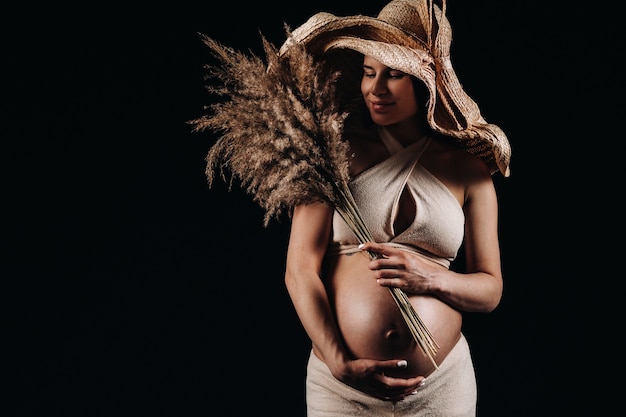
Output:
(279, 3), (511, 177)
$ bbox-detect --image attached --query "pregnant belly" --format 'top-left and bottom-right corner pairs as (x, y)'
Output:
(325, 251), (463, 377)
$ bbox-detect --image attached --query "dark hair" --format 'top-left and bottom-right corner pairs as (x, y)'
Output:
(411, 77), (431, 110)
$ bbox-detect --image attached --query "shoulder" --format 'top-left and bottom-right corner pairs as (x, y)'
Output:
(423, 136), (493, 204)
(426, 137), (489, 179)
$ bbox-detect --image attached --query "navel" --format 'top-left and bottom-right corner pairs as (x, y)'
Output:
(384, 328), (401, 340)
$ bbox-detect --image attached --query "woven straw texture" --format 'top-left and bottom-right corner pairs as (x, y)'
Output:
(279, 0), (511, 177)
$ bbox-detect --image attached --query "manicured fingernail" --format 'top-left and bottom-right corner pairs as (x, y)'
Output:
(418, 380), (426, 387)
(411, 390), (418, 395)
(358, 243), (365, 249)
(397, 360), (407, 368)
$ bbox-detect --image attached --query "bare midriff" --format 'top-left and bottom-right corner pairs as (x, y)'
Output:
(319, 249), (462, 378)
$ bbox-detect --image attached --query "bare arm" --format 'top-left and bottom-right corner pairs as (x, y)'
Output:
(361, 166), (503, 313)
(284, 202), (425, 400)
(284, 202), (348, 366)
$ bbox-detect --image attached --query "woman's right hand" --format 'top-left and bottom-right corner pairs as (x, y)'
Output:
(332, 357), (426, 401)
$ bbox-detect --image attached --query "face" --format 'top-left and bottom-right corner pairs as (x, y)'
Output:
(361, 56), (419, 127)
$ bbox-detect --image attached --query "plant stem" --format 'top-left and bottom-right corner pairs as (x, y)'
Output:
(334, 180), (440, 369)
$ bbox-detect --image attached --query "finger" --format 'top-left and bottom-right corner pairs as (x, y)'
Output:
(378, 374), (426, 391)
(375, 268), (404, 279)
(375, 278), (403, 290)
(375, 358), (410, 370)
(358, 241), (391, 255)
(370, 255), (401, 267)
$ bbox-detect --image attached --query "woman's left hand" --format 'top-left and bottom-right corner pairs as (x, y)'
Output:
(358, 242), (445, 295)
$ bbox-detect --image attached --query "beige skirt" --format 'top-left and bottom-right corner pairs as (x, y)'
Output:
(306, 333), (477, 417)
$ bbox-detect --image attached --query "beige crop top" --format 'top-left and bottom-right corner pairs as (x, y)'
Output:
(329, 127), (465, 268)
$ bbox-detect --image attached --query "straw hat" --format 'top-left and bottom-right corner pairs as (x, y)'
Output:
(279, 0), (511, 177)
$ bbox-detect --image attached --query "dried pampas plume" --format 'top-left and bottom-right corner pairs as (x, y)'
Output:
(188, 31), (440, 367)
(188, 30), (350, 226)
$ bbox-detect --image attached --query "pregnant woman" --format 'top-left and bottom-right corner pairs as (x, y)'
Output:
(282, 1), (511, 416)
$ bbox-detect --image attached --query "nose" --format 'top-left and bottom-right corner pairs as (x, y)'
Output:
(369, 75), (388, 96)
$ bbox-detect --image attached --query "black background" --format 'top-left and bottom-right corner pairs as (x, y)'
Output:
(3, 1), (618, 416)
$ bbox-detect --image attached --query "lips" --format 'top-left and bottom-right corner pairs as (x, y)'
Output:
(370, 101), (392, 112)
